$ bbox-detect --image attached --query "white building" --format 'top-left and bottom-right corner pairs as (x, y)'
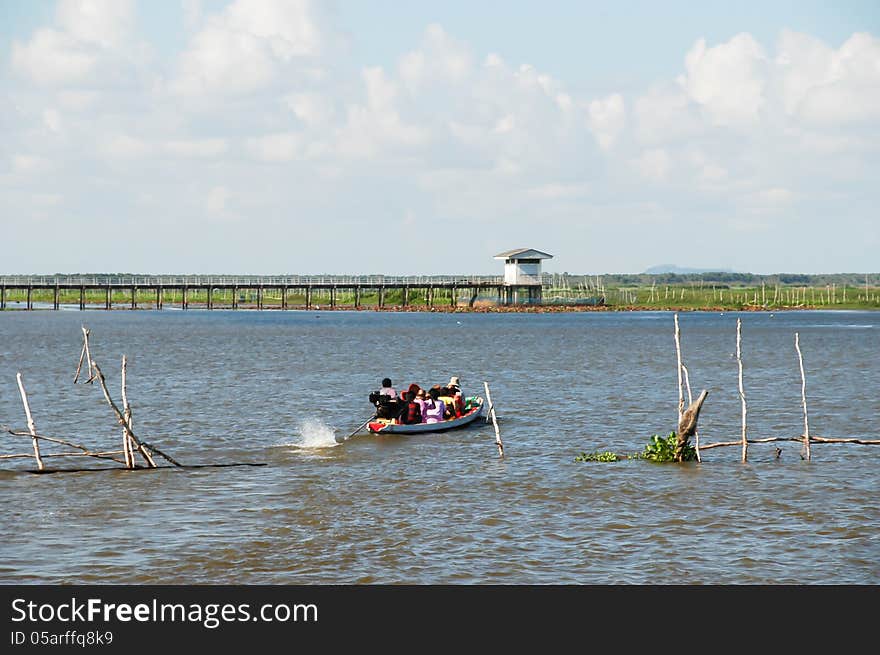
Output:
(493, 248), (553, 303)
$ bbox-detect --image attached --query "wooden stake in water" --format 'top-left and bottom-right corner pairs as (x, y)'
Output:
(795, 332), (811, 461)
(736, 318), (748, 463)
(483, 381), (503, 457)
(674, 314), (684, 425)
(121, 355), (135, 468)
(681, 364), (700, 462)
(92, 361), (158, 468)
(16, 373), (44, 471)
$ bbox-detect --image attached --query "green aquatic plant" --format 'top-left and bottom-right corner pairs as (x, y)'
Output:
(640, 431), (696, 462)
(575, 431), (697, 463)
(575, 450), (622, 462)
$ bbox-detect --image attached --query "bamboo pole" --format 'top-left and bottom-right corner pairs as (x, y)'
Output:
(795, 332), (811, 461)
(483, 381), (503, 457)
(681, 364), (700, 462)
(121, 355), (134, 468)
(736, 318), (748, 462)
(674, 313), (684, 425)
(16, 373), (44, 470)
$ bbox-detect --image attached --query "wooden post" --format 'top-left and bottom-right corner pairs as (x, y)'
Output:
(207, 287), (213, 310)
(92, 361), (159, 468)
(131, 286), (137, 310)
(378, 286), (384, 308)
(402, 285), (409, 307)
(79, 285), (85, 310)
(121, 355), (134, 468)
(427, 286), (433, 308)
(306, 286), (312, 309)
(282, 286), (288, 310)
(354, 286), (361, 308)
(258, 286), (263, 310)
(795, 332), (811, 461)
(156, 286), (162, 310)
(105, 286), (111, 310)
(26, 285), (32, 310)
(675, 390), (708, 462)
(736, 318), (748, 462)
(451, 285), (457, 307)
(232, 285), (238, 310)
(330, 286), (336, 308)
(674, 313), (684, 425)
(0, 284), (5, 310)
(73, 326), (95, 384)
(53, 285), (59, 310)
(16, 373), (44, 470)
(182, 285), (188, 310)
(681, 364), (700, 462)
(483, 381), (503, 457)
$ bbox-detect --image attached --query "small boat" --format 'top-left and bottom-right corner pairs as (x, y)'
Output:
(367, 396), (485, 434)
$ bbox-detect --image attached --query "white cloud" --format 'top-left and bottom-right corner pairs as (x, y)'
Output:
(791, 32), (880, 124)
(587, 93), (626, 150)
(101, 135), (152, 159)
(56, 0), (135, 49)
(163, 139), (228, 158)
(10, 0), (138, 86)
(679, 33), (768, 127)
(399, 24), (473, 91)
(245, 132), (302, 162)
(633, 148), (672, 182)
(285, 92), (335, 127)
(170, 0), (328, 96)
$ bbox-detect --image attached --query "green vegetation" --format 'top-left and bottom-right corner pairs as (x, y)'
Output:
(575, 431), (697, 463)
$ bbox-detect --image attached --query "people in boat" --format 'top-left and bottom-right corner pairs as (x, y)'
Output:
(380, 378), (398, 399)
(399, 391), (423, 425)
(414, 388), (427, 420)
(439, 376), (464, 419)
(371, 377), (401, 419)
(424, 387), (450, 423)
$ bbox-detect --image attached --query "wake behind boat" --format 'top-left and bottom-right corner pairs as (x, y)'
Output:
(368, 396), (484, 434)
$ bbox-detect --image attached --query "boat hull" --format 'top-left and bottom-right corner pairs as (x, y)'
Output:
(367, 397), (484, 434)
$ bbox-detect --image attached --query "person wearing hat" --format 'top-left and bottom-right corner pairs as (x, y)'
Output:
(441, 376), (464, 418)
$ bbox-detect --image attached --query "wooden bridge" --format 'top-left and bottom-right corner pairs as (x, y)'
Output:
(0, 275), (544, 310)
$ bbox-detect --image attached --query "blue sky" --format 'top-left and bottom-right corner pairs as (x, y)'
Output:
(1, 1), (878, 275)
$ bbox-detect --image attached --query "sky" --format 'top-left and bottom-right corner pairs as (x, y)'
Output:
(1, 1), (879, 276)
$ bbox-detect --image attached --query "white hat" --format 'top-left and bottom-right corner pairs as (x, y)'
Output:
(448, 376), (460, 387)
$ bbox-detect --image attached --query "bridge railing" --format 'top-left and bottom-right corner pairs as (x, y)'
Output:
(0, 274), (511, 286)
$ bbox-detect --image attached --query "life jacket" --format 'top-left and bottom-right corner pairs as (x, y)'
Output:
(403, 401), (422, 424)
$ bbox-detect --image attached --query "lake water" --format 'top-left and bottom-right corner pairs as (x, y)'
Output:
(0, 309), (877, 584)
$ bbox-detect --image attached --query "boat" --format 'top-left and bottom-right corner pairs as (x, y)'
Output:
(367, 396), (485, 434)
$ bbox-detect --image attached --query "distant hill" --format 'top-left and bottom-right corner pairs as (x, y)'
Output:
(643, 265), (737, 274)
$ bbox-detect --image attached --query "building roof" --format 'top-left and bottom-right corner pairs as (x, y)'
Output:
(493, 248), (554, 260)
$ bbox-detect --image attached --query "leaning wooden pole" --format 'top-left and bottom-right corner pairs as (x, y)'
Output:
(16, 373), (44, 471)
(795, 332), (811, 461)
(483, 381), (503, 457)
(681, 364), (700, 462)
(74, 326), (95, 384)
(673, 313), (684, 425)
(92, 361), (158, 468)
(121, 355), (135, 468)
(675, 389), (708, 462)
(736, 318), (748, 463)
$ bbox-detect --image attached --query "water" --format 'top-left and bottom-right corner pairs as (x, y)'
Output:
(0, 309), (877, 584)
